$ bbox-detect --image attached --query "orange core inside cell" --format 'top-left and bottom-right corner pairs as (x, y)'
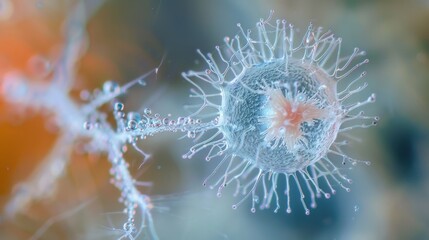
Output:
(263, 88), (329, 149)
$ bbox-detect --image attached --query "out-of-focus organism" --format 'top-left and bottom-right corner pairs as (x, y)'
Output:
(0, 1), (165, 239)
(182, 11), (378, 214)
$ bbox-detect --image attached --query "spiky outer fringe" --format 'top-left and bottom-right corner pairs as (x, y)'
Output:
(182, 11), (378, 214)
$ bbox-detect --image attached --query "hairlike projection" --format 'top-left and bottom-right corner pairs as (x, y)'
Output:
(182, 11), (378, 214)
(1, 4), (378, 239)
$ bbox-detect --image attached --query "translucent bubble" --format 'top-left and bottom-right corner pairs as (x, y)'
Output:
(114, 102), (124, 111)
(144, 108), (152, 115)
(103, 81), (120, 95)
(127, 120), (138, 130)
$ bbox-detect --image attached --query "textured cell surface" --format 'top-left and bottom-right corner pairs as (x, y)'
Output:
(221, 59), (340, 172)
(183, 13), (378, 214)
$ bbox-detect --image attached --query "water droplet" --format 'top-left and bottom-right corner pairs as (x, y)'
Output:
(354, 205), (359, 212)
(177, 117), (185, 124)
(162, 118), (169, 125)
(141, 108), (151, 116)
(187, 131), (196, 138)
(127, 120), (137, 130)
(114, 102), (124, 111)
(103, 81), (120, 95)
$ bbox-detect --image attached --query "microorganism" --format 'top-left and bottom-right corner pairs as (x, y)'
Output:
(182, 12), (378, 214)
(1, 1), (162, 239)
